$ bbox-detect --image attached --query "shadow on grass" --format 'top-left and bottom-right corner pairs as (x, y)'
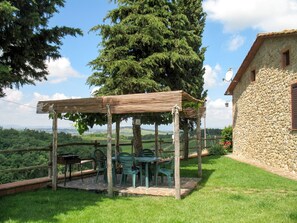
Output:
(0, 187), (132, 223)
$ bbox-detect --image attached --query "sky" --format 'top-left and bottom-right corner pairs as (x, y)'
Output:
(1, 0), (297, 131)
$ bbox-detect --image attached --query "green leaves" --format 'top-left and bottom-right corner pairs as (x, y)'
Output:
(0, 0), (83, 97)
(84, 0), (207, 131)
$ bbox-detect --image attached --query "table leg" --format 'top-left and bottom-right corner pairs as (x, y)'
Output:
(145, 162), (149, 188)
(64, 164), (67, 186)
(69, 164), (72, 181)
(154, 162), (158, 186)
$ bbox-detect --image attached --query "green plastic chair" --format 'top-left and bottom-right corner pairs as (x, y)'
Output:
(94, 149), (107, 183)
(118, 153), (139, 187)
(156, 158), (174, 187)
(94, 149), (117, 184)
(140, 149), (155, 157)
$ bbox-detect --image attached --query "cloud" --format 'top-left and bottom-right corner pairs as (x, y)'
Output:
(90, 86), (101, 96)
(205, 97), (232, 128)
(3, 88), (23, 102)
(46, 57), (83, 84)
(0, 91), (79, 128)
(204, 64), (222, 89)
(228, 34), (245, 51)
(203, 0), (297, 32)
(33, 92), (70, 101)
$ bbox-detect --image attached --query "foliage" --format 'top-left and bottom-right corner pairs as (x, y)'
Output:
(60, 113), (108, 135)
(221, 125), (233, 151)
(88, 0), (206, 97)
(208, 144), (227, 155)
(1, 156), (297, 222)
(0, 128), (90, 184)
(0, 0), (82, 97)
(64, 0), (207, 135)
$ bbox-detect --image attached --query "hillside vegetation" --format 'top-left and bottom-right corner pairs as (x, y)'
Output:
(0, 127), (221, 184)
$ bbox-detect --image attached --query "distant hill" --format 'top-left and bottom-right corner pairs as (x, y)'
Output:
(118, 127), (171, 136)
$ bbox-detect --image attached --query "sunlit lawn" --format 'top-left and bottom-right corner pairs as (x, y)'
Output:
(1, 155), (296, 223)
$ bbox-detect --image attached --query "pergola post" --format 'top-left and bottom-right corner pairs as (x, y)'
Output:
(154, 122), (158, 157)
(51, 110), (58, 190)
(106, 105), (113, 197)
(173, 105), (181, 200)
(197, 111), (202, 178)
(115, 119), (120, 154)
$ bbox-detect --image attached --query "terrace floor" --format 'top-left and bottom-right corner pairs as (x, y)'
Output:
(58, 174), (201, 198)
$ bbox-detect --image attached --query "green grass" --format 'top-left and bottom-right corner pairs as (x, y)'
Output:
(1, 156), (297, 223)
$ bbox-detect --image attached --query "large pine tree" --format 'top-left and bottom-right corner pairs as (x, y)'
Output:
(0, 0), (82, 97)
(87, 0), (206, 154)
(88, 0), (206, 99)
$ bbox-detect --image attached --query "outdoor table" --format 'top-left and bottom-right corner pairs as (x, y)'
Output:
(57, 154), (81, 186)
(134, 157), (160, 188)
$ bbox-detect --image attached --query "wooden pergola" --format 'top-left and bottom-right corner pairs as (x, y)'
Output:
(36, 90), (205, 199)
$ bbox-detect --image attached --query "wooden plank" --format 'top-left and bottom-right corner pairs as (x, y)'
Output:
(36, 91), (187, 114)
(182, 91), (204, 103)
(103, 91), (183, 114)
(173, 106), (181, 200)
(106, 105), (113, 197)
(196, 113), (202, 178)
(37, 98), (104, 114)
(52, 112), (58, 191)
(154, 122), (159, 157)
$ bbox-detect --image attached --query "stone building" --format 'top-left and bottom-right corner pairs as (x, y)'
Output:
(225, 30), (297, 173)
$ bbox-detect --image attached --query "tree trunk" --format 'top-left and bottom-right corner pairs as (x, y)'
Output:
(183, 121), (189, 160)
(132, 117), (142, 156)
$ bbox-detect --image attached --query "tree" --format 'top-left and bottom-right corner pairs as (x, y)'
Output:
(169, 0), (207, 159)
(0, 0), (82, 97)
(86, 0), (206, 155)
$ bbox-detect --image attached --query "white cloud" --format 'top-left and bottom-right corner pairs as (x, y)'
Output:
(3, 88), (23, 102)
(203, 0), (297, 32)
(33, 92), (70, 101)
(228, 34), (245, 51)
(90, 86), (101, 96)
(204, 64), (222, 89)
(0, 91), (79, 129)
(46, 57), (83, 84)
(205, 97), (232, 128)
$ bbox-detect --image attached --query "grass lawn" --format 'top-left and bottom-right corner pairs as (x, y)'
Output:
(0, 155), (296, 223)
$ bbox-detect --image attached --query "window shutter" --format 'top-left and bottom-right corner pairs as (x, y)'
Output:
(292, 83), (297, 129)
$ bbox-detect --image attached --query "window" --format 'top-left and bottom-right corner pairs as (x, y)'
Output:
(292, 83), (297, 130)
(251, 70), (256, 82)
(282, 50), (290, 67)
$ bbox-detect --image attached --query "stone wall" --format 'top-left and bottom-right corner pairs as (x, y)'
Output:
(233, 35), (297, 173)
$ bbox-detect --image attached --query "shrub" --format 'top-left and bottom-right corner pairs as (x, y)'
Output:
(221, 126), (232, 152)
(208, 144), (227, 155)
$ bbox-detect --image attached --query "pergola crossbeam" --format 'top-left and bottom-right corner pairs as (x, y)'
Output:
(36, 91), (203, 118)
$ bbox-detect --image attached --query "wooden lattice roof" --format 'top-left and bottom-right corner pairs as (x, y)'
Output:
(36, 90), (205, 119)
